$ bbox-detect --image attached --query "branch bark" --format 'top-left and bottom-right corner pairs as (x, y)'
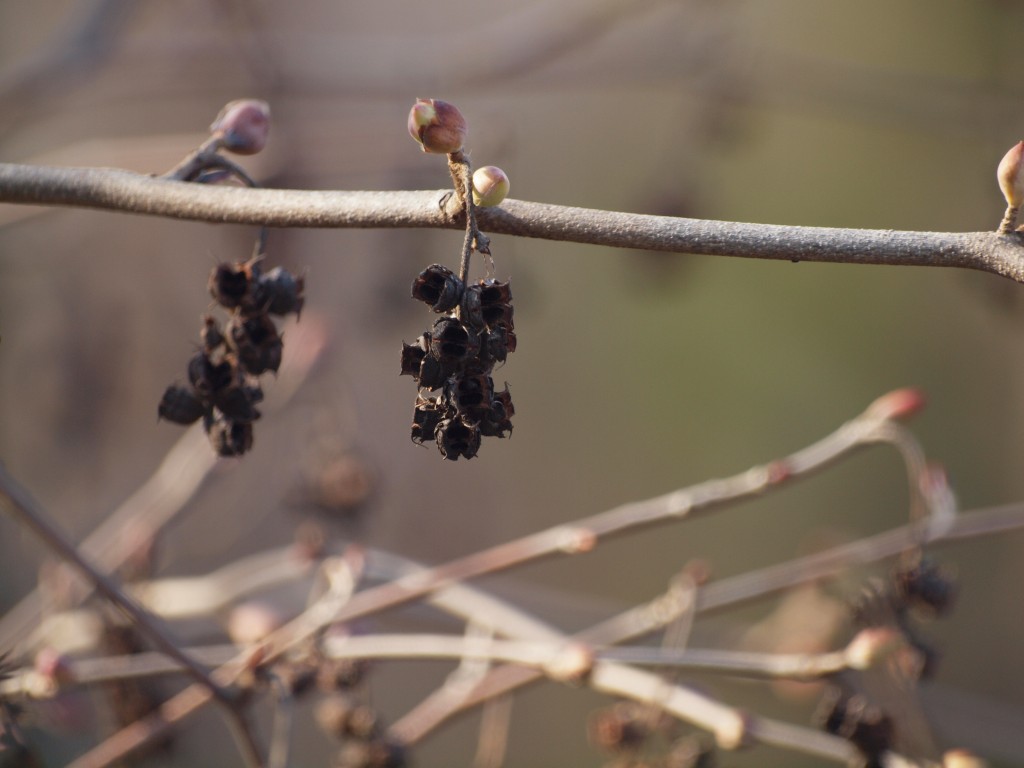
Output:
(3, 162), (1024, 282)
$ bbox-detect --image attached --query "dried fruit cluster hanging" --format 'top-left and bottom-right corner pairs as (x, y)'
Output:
(814, 553), (957, 765)
(402, 98), (515, 460)
(402, 265), (516, 459)
(156, 99), (306, 457)
(159, 257), (304, 456)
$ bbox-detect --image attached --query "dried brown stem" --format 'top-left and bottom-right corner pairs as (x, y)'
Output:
(3, 163), (1024, 281)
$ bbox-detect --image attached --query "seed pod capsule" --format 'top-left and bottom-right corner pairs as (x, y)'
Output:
(207, 416), (255, 457)
(435, 416), (481, 461)
(256, 266), (305, 316)
(412, 264), (464, 312)
(158, 385), (207, 425)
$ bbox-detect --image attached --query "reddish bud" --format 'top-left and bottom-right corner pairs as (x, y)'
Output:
(472, 166), (510, 207)
(408, 98), (467, 154)
(865, 387), (926, 422)
(210, 99), (271, 155)
(998, 141), (1024, 209)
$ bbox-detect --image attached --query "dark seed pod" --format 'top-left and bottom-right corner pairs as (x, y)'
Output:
(227, 313), (283, 375)
(188, 352), (236, 398)
(256, 266), (305, 316)
(430, 317), (479, 363)
(209, 260), (260, 310)
(479, 383), (514, 437)
(207, 417), (254, 457)
(417, 355), (451, 390)
(479, 278), (512, 307)
(411, 264), (464, 312)
(411, 396), (445, 444)
(479, 279), (514, 330)
(814, 688), (893, 764)
(201, 315), (225, 351)
(449, 373), (493, 418)
(213, 383), (261, 423)
(893, 559), (957, 617)
(460, 283), (484, 329)
(400, 342), (426, 377)
(435, 416), (481, 460)
(482, 302), (514, 331)
(481, 326), (516, 365)
(244, 382), (264, 405)
(158, 384), (207, 425)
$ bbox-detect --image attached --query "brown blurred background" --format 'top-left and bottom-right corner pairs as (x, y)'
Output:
(3, 1), (1024, 765)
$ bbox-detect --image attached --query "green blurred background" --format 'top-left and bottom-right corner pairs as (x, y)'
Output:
(2, 1), (1024, 765)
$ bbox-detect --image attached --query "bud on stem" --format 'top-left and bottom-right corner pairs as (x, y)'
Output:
(997, 141), (1024, 233)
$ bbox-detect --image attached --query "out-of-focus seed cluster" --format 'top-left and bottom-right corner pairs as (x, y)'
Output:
(158, 258), (304, 456)
(588, 700), (717, 768)
(312, 654), (406, 768)
(816, 555), (958, 766)
(401, 264), (516, 460)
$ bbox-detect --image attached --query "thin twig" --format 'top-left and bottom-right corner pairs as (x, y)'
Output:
(3, 163), (1024, 282)
(473, 695), (513, 768)
(0, 465), (267, 767)
(0, 466), (229, 704)
(388, 500), (1024, 745)
(63, 394), (928, 765)
(267, 675), (295, 768)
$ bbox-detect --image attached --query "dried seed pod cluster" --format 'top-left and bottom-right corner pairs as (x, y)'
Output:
(816, 554), (958, 764)
(814, 688), (894, 766)
(316, 680), (406, 768)
(401, 264), (516, 460)
(588, 700), (716, 767)
(158, 257), (304, 456)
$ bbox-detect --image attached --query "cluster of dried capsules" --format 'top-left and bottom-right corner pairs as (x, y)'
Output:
(588, 701), (716, 768)
(158, 258), (304, 456)
(816, 556), (957, 766)
(400, 263), (516, 460)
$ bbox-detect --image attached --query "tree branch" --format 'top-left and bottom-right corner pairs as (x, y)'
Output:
(3, 163), (1024, 282)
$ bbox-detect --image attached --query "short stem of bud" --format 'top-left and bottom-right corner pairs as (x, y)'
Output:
(999, 205), (1020, 234)
(448, 151), (477, 286)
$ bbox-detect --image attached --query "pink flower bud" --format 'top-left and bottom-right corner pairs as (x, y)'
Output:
(472, 166), (510, 207)
(210, 99), (271, 155)
(998, 141), (1024, 209)
(865, 387), (926, 422)
(408, 98), (467, 154)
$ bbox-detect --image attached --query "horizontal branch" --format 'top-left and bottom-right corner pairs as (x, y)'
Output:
(3, 162), (1024, 281)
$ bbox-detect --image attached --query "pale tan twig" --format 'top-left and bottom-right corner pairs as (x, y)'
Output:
(473, 695), (513, 768)
(61, 393), (937, 765)
(388, 500), (1024, 745)
(0, 464), (266, 768)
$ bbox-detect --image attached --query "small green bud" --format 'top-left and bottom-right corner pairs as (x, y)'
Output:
(408, 98), (467, 154)
(471, 165), (510, 207)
